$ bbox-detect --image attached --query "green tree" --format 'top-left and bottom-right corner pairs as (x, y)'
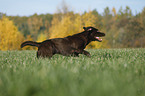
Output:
(27, 14), (43, 40)
(124, 18), (145, 47)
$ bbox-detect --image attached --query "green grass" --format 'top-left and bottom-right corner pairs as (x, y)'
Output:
(0, 48), (145, 96)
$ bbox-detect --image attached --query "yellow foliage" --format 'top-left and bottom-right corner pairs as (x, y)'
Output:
(49, 12), (109, 49)
(49, 15), (75, 38)
(82, 11), (96, 27)
(0, 17), (24, 50)
(74, 14), (82, 31)
(37, 33), (47, 42)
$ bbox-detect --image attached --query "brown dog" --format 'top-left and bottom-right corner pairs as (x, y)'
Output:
(21, 27), (105, 58)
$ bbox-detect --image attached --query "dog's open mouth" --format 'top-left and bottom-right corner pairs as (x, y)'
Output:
(96, 37), (102, 42)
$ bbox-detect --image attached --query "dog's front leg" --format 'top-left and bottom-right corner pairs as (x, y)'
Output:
(73, 49), (91, 57)
(82, 50), (91, 57)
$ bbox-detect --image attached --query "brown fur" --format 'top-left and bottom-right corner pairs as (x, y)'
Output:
(21, 27), (105, 58)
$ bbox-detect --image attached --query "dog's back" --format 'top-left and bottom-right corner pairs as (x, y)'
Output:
(21, 26), (105, 58)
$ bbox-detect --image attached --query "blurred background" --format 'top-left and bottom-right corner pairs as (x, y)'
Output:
(0, 0), (145, 50)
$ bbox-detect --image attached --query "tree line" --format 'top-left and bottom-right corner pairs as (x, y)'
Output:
(0, 6), (145, 50)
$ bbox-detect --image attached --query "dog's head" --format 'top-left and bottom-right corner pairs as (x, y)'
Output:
(83, 26), (105, 42)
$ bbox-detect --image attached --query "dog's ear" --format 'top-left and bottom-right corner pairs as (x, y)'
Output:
(88, 28), (92, 31)
(83, 27), (92, 31)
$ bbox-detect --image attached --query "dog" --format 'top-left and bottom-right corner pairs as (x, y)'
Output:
(21, 27), (105, 58)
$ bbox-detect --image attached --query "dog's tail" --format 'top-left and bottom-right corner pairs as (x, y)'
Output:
(21, 41), (41, 48)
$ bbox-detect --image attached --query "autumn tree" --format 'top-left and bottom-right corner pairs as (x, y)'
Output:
(82, 11), (96, 27)
(37, 33), (47, 42)
(49, 0), (110, 49)
(0, 17), (24, 50)
(49, 10), (109, 49)
(49, 13), (75, 38)
(2, 5), (144, 49)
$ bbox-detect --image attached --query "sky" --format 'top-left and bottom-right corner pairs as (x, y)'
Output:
(0, 0), (145, 16)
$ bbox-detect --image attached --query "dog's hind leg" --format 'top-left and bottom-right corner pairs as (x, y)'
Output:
(37, 47), (54, 58)
(37, 50), (53, 58)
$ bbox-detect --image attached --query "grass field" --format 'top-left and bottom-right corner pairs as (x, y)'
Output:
(0, 48), (145, 96)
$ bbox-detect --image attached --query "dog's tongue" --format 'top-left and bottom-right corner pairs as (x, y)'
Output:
(96, 37), (102, 41)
